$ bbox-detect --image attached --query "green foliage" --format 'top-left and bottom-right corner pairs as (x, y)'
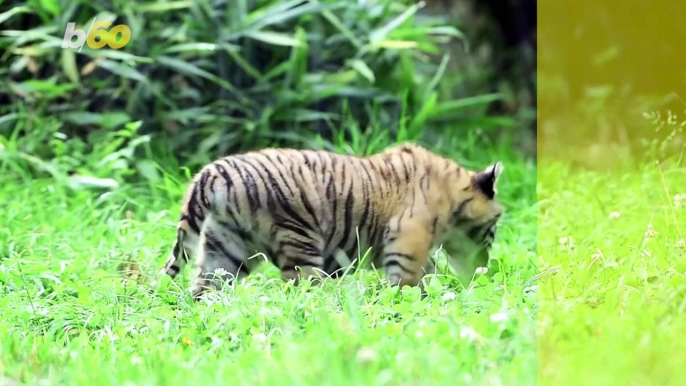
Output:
(0, 0), (513, 182)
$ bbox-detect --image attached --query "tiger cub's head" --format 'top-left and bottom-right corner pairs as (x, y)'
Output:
(443, 162), (504, 272)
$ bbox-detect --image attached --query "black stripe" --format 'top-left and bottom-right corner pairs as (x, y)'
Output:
(199, 170), (211, 208)
(359, 162), (375, 245)
(274, 218), (311, 239)
(182, 213), (201, 234)
(187, 181), (205, 221)
(233, 157), (262, 214)
(277, 193), (313, 231)
(242, 158), (312, 231)
(209, 175), (218, 196)
(172, 226), (183, 258)
(261, 154), (296, 197)
(213, 162), (233, 191)
(171, 242), (180, 260)
(216, 220), (251, 242)
(383, 260), (414, 275)
(401, 156), (411, 183)
(325, 175), (335, 200)
(359, 183), (370, 239)
(280, 239), (320, 255)
(325, 173), (338, 248)
(214, 161), (241, 218)
(238, 156), (279, 213)
(281, 256), (317, 271)
(296, 164), (320, 229)
(224, 158), (256, 214)
(337, 182), (355, 253)
(385, 251), (417, 261)
(302, 153), (312, 169)
(385, 157), (401, 187)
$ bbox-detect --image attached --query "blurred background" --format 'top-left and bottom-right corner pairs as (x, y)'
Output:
(0, 0), (536, 185)
(538, 0), (686, 170)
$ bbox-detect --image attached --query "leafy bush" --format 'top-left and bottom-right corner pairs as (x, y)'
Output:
(1, 0), (513, 182)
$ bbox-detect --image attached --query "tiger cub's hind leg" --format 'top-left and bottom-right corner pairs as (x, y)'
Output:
(190, 218), (253, 299)
(271, 225), (326, 285)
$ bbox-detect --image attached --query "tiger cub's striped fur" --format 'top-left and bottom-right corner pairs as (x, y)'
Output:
(161, 143), (504, 298)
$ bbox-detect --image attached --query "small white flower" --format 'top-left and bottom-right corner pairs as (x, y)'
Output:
(442, 291), (457, 301)
(214, 267), (230, 277)
(356, 347), (377, 364)
(676, 239), (686, 248)
(475, 267), (488, 275)
(489, 312), (508, 323)
(252, 333), (267, 344)
(609, 211), (621, 219)
(459, 326), (481, 342)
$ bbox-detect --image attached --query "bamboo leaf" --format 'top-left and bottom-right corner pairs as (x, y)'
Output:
(373, 39), (418, 49)
(321, 9), (361, 48)
(0, 5), (31, 25)
(246, 2), (335, 31)
(243, 31), (301, 47)
(426, 53), (450, 94)
(370, 1), (425, 43)
(156, 56), (238, 93)
(348, 59), (375, 83)
(39, 0), (61, 15)
(137, 1), (195, 12)
(428, 94), (504, 118)
(97, 60), (149, 83)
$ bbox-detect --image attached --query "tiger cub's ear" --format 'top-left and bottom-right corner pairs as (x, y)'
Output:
(472, 162), (503, 199)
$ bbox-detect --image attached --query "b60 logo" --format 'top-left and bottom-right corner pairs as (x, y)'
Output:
(62, 18), (131, 51)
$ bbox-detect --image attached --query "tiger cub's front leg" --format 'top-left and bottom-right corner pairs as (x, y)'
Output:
(382, 209), (434, 287)
(190, 218), (253, 299)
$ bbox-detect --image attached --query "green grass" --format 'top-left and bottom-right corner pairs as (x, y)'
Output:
(537, 160), (686, 386)
(0, 143), (537, 385)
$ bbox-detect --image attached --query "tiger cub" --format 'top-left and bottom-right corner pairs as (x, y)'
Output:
(161, 143), (504, 298)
